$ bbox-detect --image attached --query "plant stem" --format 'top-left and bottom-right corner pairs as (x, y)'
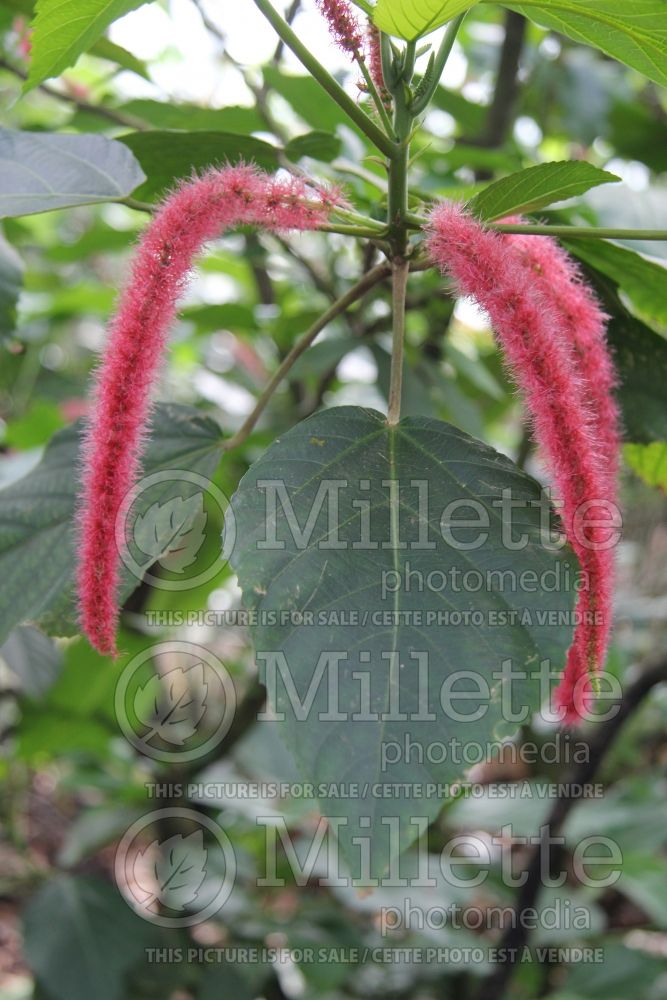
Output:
(355, 53), (395, 137)
(332, 207), (388, 232)
(223, 261), (392, 450)
(252, 0), (397, 158)
(410, 13), (467, 116)
(119, 197), (156, 213)
(387, 258), (409, 425)
(491, 223), (667, 241)
(318, 222), (389, 238)
(404, 212), (667, 241)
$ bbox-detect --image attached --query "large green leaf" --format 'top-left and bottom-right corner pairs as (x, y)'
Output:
(467, 161), (619, 222)
(0, 403), (224, 645)
(0, 129), (146, 218)
(119, 131), (279, 201)
(500, 0), (667, 89)
(373, 0), (477, 40)
(23, 875), (152, 1000)
(25, 0), (149, 90)
(230, 406), (577, 877)
(564, 238), (667, 329)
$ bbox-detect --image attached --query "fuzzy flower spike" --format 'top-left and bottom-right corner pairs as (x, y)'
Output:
(77, 165), (337, 656)
(503, 226), (621, 720)
(316, 0), (363, 57)
(426, 203), (621, 724)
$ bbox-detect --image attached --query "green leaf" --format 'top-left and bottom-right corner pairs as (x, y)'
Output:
(230, 406), (578, 876)
(564, 238), (667, 329)
(0, 232), (23, 335)
(607, 312), (667, 444)
(0, 403), (223, 645)
(114, 99), (265, 133)
(499, 0), (667, 89)
(118, 131), (279, 201)
(0, 625), (63, 699)
(0, 129), (146, 218)
(624, 442), (667, 493)
(89, 36), (149, 79)
(4, 399), (65, 449)
(25, 0), (149, 90)
(467, 161), (620, 222)
(284, 130), (343, 163)
(23, 876), (152, 1000)
(617, 854), (667, 927)
(374, 0), (477, 40)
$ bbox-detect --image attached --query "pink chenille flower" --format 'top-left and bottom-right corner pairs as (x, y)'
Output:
(425, 203), (620, 724)
(505, 226), (620, 488)
(77, 166), (338, 656)
(316, 0), (364, 57)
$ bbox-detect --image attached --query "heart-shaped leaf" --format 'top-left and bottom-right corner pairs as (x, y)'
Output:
(230, 407), (578, 877)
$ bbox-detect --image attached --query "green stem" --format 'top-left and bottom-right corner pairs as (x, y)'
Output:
(387, 258), (409, 425)
(491, 223), (667, 241)
(354, 53), (395, 137)
(404, 212), (667, 241)
(318, 222), (389, 238)
(252, 0), (397, 158)
(410, 13), (466, 116)
(332, 207), (388, 232)
(224, 261), (391, 449)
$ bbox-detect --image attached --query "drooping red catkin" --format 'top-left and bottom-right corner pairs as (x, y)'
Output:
(504, 226), (621, 721)
(505, 227), (620, 487)
(315, 0), (363, 57)
(78, 166), (337, 656)
(425, 203), (620, 724)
